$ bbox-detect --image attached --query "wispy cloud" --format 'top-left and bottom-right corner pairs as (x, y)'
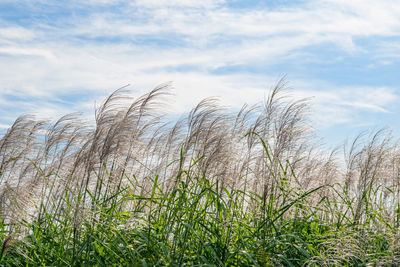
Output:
(0, 0), (400, 143)
(0, 46), (55, 58)
(0, 26), (36, 41)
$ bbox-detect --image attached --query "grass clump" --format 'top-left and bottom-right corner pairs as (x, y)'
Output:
(1, 79), (400, 266)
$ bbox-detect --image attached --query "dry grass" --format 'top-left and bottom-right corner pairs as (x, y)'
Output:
(1, 79), (399, 265)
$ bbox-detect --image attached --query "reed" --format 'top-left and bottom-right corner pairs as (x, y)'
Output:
(1, 79), (399, 265)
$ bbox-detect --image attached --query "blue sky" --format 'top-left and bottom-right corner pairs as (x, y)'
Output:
(1, 0), (400, 146)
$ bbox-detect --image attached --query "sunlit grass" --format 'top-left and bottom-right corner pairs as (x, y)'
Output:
(1, 81), (400, 266)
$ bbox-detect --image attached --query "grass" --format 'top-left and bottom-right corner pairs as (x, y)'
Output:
(1, 80), (400, 266)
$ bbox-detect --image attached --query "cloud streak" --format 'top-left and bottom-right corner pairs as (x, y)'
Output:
(0, 0), (400, 143)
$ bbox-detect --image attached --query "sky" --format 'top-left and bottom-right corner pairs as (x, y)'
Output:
(1, 0), (400, 146)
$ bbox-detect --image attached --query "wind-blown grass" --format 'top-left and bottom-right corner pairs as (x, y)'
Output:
(1, 79), (400, 266)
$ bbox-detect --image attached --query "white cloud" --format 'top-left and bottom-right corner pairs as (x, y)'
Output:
(1, 0), (400, 134)
(55, 0), (400, 52)
(0, 46), (55, 59)
(289, 83), (399, 129)
(0, 26), (36, 41)
(0, 123), (10, 129)
(131, 0), (225, 8)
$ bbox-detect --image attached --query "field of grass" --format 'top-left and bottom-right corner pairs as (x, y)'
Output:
(1, 80), (400, 266)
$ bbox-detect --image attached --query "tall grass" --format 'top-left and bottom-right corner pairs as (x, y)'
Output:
(1, 79), (400, 265)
